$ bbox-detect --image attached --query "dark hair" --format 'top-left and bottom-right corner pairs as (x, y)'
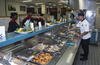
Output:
(78, 13), (84, 16)
(10, 12), (18, 18)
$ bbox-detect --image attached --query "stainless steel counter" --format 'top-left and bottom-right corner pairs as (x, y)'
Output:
(56, 39), (80, 65)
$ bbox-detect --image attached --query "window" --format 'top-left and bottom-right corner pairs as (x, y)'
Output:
(20, 6), (26, 11)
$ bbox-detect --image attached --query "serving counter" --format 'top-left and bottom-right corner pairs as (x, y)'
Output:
(0, 22), (65, 47)
(0, 22), (80, 65)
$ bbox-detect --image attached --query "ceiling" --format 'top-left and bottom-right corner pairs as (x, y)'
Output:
(7, 0), (100, 6)
(7, 0), (100, 3)
(7, 0), (69, 5)
(7, 0), (68, 3)
(96, 0), (100, 3)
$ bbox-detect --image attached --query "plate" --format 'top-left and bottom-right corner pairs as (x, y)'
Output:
(15, 31), (33, 34)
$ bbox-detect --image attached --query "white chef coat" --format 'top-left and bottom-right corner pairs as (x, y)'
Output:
(76, 19), (91, 39)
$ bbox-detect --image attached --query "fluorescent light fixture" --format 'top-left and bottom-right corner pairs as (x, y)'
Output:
(50, 6), (53, 8)
(64, 6), (67, 7)
(53, 4), (56, 6)
(59, 0), (68, 3)
(58, 4), (62, 5)
(29, 6), (34, 7)
(68, 7), (70, 8)
(35, 3), (43, 5)
(22, 0), (32, 2)
(48, 3), (52, 5)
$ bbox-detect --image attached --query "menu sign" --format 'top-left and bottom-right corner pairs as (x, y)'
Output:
(0, 26), (6, 42)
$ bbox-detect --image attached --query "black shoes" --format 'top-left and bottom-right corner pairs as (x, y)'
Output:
(80, 54), (85, 56)
(80, 54), (88, 61)
(80, 57), (88, 61)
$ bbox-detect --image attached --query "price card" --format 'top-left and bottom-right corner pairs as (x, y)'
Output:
(0, 26), (6, 42)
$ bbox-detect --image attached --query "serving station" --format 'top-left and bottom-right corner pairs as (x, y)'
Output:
(0, 22), (80, 65)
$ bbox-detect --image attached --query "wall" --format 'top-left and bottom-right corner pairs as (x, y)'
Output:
(69, 0), (79, 10)
(0, 0), (27, 31)
(0, 0), (6, 16)
(96, 4), (100, 29)
(6, 2), (27, 16)
(0, 0), (27, 16)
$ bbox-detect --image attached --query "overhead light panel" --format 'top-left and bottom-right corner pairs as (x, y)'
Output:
(35, 3), (43, 5)
(59, 0), (68, 4)
(22, 0), (32, 2)
(29, 6), (34, 7)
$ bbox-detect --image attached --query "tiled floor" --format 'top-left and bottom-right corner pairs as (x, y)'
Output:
(73, 32), (100, 65)
(73, 45), (100, 65)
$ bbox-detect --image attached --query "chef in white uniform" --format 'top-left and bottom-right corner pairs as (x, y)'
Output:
(76, 13), (91, 61)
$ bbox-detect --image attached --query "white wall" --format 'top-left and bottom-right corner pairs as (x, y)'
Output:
(0, 0), (27, 16)
(0, 0), (6, 16)
(6, 2), (27, 16)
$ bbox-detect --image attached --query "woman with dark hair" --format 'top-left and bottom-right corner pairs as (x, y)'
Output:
(8, 12), (20, 33)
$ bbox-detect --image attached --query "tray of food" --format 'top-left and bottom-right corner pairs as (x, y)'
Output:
(44, 45), (61, 53)
(31, 43), (48, 51)
(15, 48), (40, 61)
(31, 52), (53, 65)
(15, 28), (33, 34)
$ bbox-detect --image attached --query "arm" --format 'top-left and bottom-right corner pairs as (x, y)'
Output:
(80, 32), (89, 37)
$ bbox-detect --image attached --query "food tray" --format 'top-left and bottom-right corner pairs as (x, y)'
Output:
(31, 52), (53, 65)
(43, 45), (61, 53)
(15, 31), (33, 34)
(15, 48), (40, 61)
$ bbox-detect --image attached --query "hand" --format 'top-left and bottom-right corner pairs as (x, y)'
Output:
(75, 32), (81, 38)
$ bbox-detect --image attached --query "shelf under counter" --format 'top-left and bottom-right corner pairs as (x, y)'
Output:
(0, 22), (65, 48)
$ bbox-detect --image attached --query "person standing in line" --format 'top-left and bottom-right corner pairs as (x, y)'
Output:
(21, 11), (34, 27)
(76, 13), (91, 61)
(37, 14), (45, 26)
(8, 12), (19, 33)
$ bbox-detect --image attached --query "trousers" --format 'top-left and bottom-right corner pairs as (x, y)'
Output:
(81, 38), (90, 58)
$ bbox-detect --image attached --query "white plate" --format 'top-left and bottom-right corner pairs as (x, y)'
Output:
(15, 31), (32, 34)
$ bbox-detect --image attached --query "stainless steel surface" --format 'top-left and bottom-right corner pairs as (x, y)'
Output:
(56, 39), (80, 65)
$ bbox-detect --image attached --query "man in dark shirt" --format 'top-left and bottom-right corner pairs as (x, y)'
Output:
(21, 11), (34, 27)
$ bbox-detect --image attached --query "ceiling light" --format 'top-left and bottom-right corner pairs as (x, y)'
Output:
(59, 0), (68, 4)
(35, 3), (43, 5)
(29, 6), (34, 7)
(64, 5), (68, 7)
(22, 0), (32, 2)
(53, 4), (56, 6)
(58, 4), (62, 5)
